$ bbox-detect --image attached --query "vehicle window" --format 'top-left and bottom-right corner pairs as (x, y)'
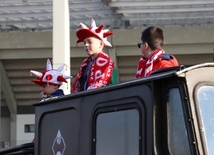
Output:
(167, 88), (191, 155)
(95, 109), (139, 155)
(197, 86), (214, 154)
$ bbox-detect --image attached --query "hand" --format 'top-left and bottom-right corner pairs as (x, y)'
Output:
(40, 90), (47, 98)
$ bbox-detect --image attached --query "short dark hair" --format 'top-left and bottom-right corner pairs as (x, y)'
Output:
(141, 26), (164, 50)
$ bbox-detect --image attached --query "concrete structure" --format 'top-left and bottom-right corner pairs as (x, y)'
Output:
(0, 26), (214, 146)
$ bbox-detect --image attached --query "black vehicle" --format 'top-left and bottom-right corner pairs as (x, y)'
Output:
(1, 63), (214, 155)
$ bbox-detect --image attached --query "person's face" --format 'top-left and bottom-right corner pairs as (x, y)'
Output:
(138, 41), (154, 59)
(84, 37), (104, 58)
(138, 41), (148, 57)
(42, 84), (58, 95)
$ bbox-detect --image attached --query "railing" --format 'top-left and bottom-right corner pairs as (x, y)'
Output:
(0, 142), (34, 155)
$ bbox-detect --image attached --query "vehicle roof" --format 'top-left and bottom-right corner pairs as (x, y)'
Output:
(176, 62), (214, 76)
(34, 63), (214, 106)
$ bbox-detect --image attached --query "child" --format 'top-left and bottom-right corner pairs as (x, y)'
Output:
(30, 59), (72, 101)
(136, 26), (179, 78)
(72, 19), (118, 93)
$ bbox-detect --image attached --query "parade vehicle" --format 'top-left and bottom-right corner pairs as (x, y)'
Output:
(0, 63), (214, 155)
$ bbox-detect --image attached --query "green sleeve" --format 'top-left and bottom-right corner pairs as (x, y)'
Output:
(110, 67), (118, 84)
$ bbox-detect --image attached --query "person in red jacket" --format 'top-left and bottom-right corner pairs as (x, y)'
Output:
(136, 26), (179, 78)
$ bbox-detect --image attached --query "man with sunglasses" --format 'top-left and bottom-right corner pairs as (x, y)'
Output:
(136, 26), (179, 78)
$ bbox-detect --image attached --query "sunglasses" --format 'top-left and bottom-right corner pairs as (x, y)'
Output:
(137, 42), (146, 48)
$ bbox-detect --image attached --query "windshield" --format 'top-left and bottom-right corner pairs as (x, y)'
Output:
(197, 86), (214, 154)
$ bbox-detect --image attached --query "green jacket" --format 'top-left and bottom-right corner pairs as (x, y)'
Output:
(110, 67), (119, 85)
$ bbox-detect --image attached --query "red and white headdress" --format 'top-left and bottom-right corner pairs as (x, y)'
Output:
(30, 59), (72, 86)
(76, 18), (114, 47)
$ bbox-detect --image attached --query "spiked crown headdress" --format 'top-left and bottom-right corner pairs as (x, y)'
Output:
(30, 59), (72, 86)
(76, 18), (114, 47)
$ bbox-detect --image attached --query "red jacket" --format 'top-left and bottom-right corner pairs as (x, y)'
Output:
(136, 53), (179, 78)
(152, 54), (178, 71)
